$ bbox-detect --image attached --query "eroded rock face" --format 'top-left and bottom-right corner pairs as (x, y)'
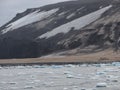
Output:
(0, 0), (120, 59)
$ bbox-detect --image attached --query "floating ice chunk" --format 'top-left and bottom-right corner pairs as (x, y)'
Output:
(34, 80), (41, 83)
(42, 82), (54, 87)
(95, 64), (101, 67)
(0, 66), (2, 69)
(45, 71), (54, 74)
(24, 86), (34, 89)
(64, 71), (72, 74)
(63, 87), (68, 90)
(107, 75), (118, 79)
(81, 88), (86, 90)
(0, 81), (8, 84)
(112, 62), (120, 66)
(66, 74), (74, 78)
(51, 65), (63, 69)
(16, 66), (25, 69)
(50, 81), (54, 84)
(91, 75), (101, 80)
(107, 75), (119, 82)
(111, 79), (118, 82)
(65, 64), (75, 67)
(105, 68), (119, 72)
(73, 86), (79, 88)
(72, 86), (79, 90)
(1, 72), (14, 76)
(10, 87), (18, 89)
(74, 76), (82, 79)
(27, 81), (35, 84)
(33, 65), (46, 68)
(17, 72), (27, 75)
(96, 83), (107, 87)
(96, 72), (106, 75)
(7, 82), (17, 85)
(80, 64), (88, 67)
(25, 66), (32, 68)
(49, 75), (61, 79)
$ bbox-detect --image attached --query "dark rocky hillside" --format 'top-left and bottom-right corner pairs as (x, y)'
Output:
(0, 0), (120, 59)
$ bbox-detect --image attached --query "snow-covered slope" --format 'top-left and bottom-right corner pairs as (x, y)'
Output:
(39, 5), (112, 39)
(0, 0), (72, 27)
(1, 8), (59, 34)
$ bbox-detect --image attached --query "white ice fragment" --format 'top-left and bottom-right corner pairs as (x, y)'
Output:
(95, 64), (101, 67)
(91, 75), (101, 80)
(73, 86), (79, 88)
(7, 82), (17, 85)
(17, 72), (26, 75)
(24, 86), (34, 89)
(112, 62), (120, 66)
(49, 76), (61, 79)
(63, 87), (68, 90)
(105, 68), (119, 72)
(0, 66), (2, 69)
(64, 71), (73, 74)
(80, 64), (88, 67)
(66, 74), (74, 78)
(45, 71), (54, 74)
(0, 81), (8, 84)
(10, 87), (18, 89)
(51, 65), (63, 69)
(96, 72), (106, 75)
(65, 64), (75, 67)
(107, 75), (119, 82)
(42, 82), (54, 87)
(74, 76), (82, 79)
(96, 83), (107, 87)
(16, 66), (25, 69)
(81, 88), (86, 90)
(34, 80), (41, 83)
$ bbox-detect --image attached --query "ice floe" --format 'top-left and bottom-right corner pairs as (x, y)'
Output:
(0, 62), (120, 90)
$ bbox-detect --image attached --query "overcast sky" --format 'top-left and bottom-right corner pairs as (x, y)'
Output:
(0, 0), (71, 27)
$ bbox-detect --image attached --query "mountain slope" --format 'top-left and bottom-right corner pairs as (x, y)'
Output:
(0, 0), (120, 59)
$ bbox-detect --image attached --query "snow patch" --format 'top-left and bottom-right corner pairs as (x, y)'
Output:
(38, 5), (112, 39)
(1, 8), (59, 34)
(66, 13), (76, 19)
(77, 7), (85, 11)
(58, 12), (66, 16)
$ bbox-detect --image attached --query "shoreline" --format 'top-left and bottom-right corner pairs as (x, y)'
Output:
(0, 61), (120, 66)
(0, 57), (120, 66)
(0, 49), (120, 66)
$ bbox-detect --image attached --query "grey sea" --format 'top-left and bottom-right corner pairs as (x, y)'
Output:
(0, 62), (120, 90)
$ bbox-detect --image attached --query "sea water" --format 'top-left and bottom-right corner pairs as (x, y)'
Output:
(0, 62), (120, 90)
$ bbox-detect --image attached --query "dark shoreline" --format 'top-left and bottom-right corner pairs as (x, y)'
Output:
(0, 61), (119, 67)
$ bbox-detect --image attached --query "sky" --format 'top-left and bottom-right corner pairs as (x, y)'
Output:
(0, 0), (71, 27)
